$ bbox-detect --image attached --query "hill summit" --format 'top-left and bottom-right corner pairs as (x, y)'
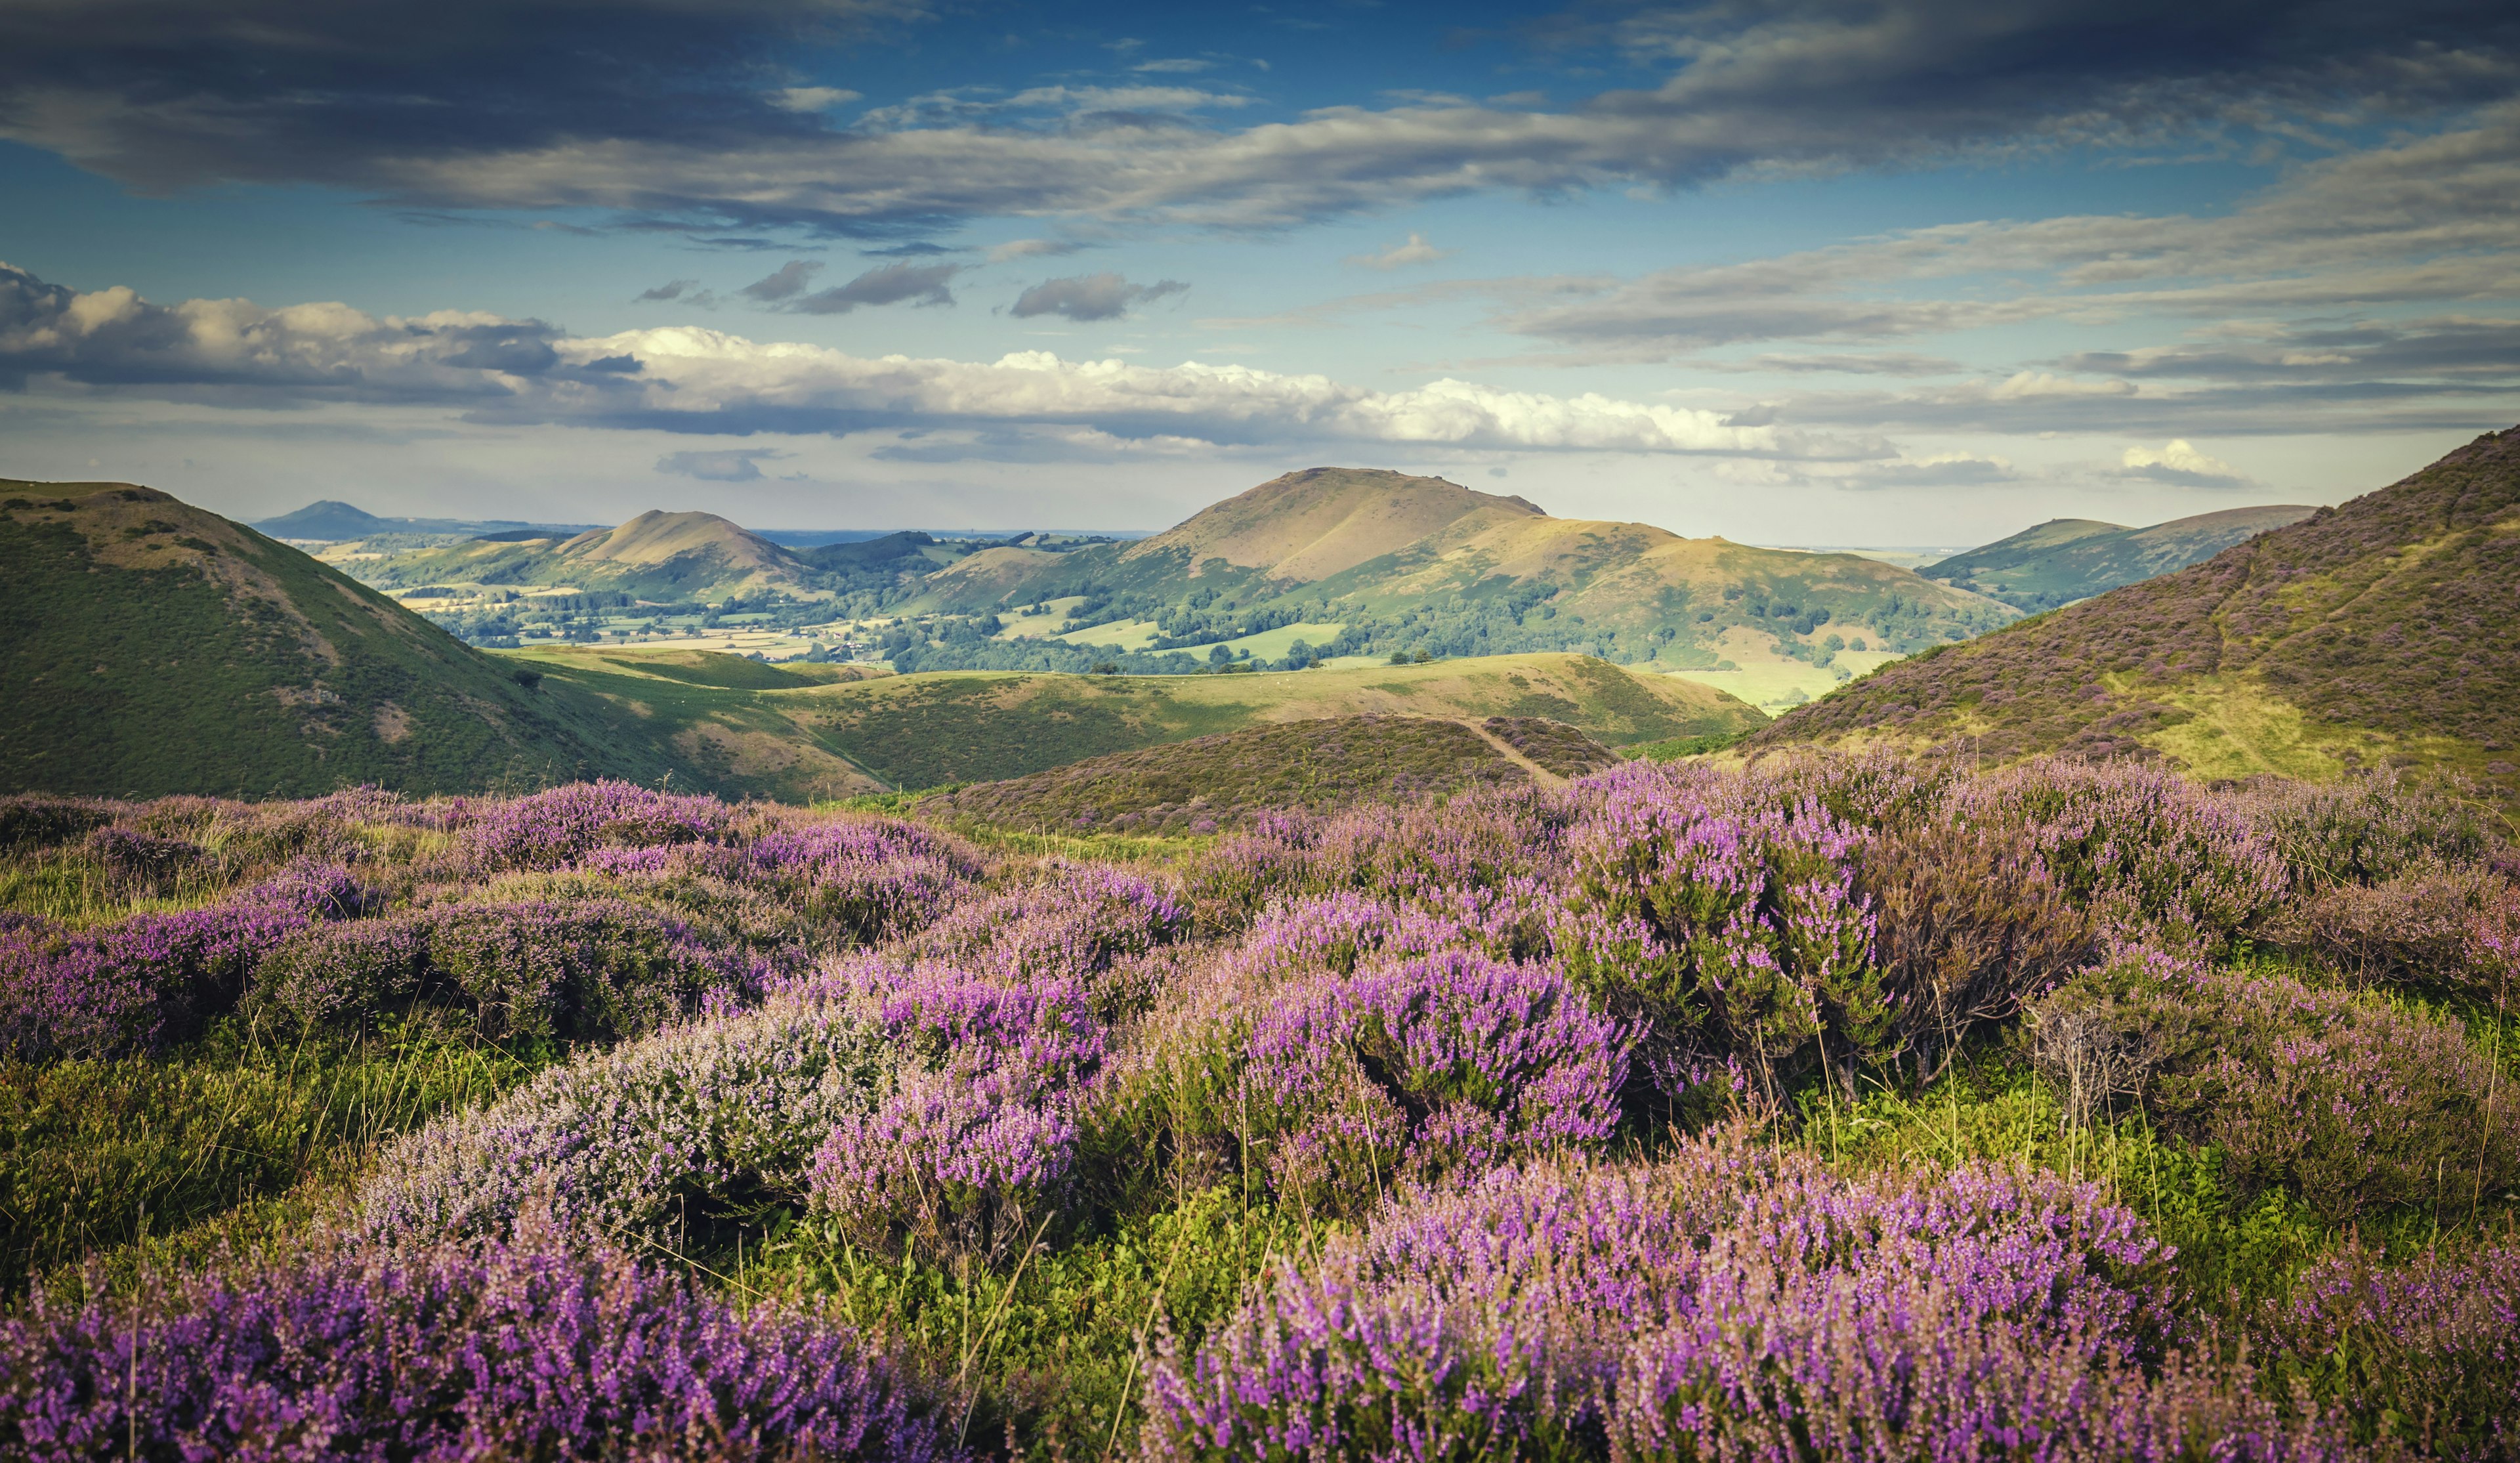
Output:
(1754, 427), (2520, 801)
(1124, 467), (1543, 583)
(365, 508), (813, 601)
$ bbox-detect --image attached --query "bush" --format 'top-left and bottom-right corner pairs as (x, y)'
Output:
(2265, 862), (2518, 996)
(0, 795), (114, 854)
(1141, 1130), (2341, 1463)
(354, 985), (890, 1248)
(2238, 771), (2506, 891)
(251, 898), (774, 1046)
(0, 1233), (961, 1462)
(1553, 761), (1887, 1099)
(1950, 759), (2287, 957)
(2259, 1240), (2520, 1460)
(460, 780), (732, 870)
(2030, 959), (2520, 1222)
(1859, 815), (2096, 1083)
(0, 865), (363, 1060)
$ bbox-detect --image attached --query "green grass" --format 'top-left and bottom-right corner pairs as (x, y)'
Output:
(0, 1015), (546, 1296)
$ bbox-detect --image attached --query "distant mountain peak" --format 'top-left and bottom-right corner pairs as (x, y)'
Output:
(1129, 466), (1545, 583)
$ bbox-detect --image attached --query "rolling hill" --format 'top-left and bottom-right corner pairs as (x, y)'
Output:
(921, 713), (1617, 835)
(360, 510), (820, 601)
(906, 467), (2019, 678)
(508, 647), (1763, 795)
(1750, 428), (2520, 803)
(0, 482), (698, 797)
(1920, 505), (2315, 611)
(251, 500), (602, 543)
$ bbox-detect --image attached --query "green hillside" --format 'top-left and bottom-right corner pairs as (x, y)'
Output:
(358, 510), (818, 602)
(510, 647), (1764, 794)
(922, 713), (1612, 835)
(0, 482), (696, 797)
(1920, 505), (2315, 611)
(1750, 428), (2520, 804)
(892, 466), (2017, 680)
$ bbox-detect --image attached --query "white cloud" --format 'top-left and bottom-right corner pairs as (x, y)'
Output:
(1346, 232), (1454, 270)
(2121, 438), (2244, 484)
(768, 87), (860, 113)
(987, 238), (1084, 263)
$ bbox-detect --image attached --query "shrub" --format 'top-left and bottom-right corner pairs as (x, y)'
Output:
(1139, 1130), (2332, 1463)
(0, 1233), (961, 1462)
(82, 826), (201, 897)
(1241, 950), (1630, 1210)
(2030, 960), (2520, 1222)
(910, 862), (1186, 992)
(1553, 761), (1887, 1099)
(0, 795), (114, 853)
(461, 780), (732, 870)
(354, 986), (889, 1248)
(1181, 790), (1562, 939)
(1859, 815), (2096, 1083)
(1949, 759), (2287, 957)
(2238, 771), (2505, 891)
(251, 898), (774, 1046)
(0, 864), (362, 1060)
(2259, 1241), (2520, 1460)
(2265, 862), (2517, 996)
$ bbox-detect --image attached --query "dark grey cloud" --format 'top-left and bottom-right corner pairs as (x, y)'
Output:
(658, 448), (786, 481)
(634, 278), (719, 308)
(740, 261), (825, 303)
(1010, 273), (1187, 322)
(788, 261), (961, 313)
(0, 0), (2508, 234)
(0, 259), (612, 402)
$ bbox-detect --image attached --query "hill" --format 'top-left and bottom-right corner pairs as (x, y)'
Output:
(1750, 427), (2520, 802)
(507, 648), (1763, 794)
(360, 510), (820, 601)
(1921, 505), (2315, 610)
(900, 467), (2017, 681)
(0, 481), (700, 797)
(921, 713), (1615, 835)
(251, 499), (601, 542)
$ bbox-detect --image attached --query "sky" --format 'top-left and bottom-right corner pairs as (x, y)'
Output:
(1, 0), (2516, 543)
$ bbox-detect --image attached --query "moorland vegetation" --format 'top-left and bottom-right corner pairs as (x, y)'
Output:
(3, 749), (2516, 1460)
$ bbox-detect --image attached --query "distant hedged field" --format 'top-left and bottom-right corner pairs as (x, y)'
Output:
(1, 761), (2516, 1460)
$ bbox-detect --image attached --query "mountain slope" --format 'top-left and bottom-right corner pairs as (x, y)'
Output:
(0, 481), (696, 797)
(513, 647), (1763, 792)
(908, 467), (2016, 674)
(1751, 429), (2520, 801)
(1922, 505), (2315, 610)
(252, 500), (600, 541)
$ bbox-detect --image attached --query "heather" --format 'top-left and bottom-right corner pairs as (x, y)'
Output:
(5, 762), (2520, 1460)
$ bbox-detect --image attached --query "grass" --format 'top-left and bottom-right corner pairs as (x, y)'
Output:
(921, 715), (1553, 836)
(0, 1015), (545, 1296)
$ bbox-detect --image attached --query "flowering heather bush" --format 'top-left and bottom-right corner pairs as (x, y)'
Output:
(461, 779), (732, 870)
(1554, 760), (1887, 1097)
(1241, 950), (1631, 1208)
(83, 824), (203, 895)
(743, 816), (985, 942)
(251, 897), (776, 1044)
(1139, 1130), (2332, 1463)
(0, 793), (115, 853)
(2265, 862), (2519, 996)
(2031, 960), (2519, 1222)
(1858, 815), (2095, 1082)
(0, 863), (362, 1059)
(2260, 1242), (2520, 1460)
(2238, 771), (2506, 891)
(912, 862), (1186, 988)
(355, 985), (889, 1246)
(812, 1065), (1081, 1267)
(1182, 790), (1562, 937)
(0, 1233), (961, 1462)
(1948, 759), (2288, 956)
(1744, 745), (1956, 830)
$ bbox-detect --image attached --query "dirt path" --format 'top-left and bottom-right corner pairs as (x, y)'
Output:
(1453, 717), (1568, 786)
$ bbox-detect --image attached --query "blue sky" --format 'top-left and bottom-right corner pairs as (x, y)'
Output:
(2, 0), (2515, 542)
